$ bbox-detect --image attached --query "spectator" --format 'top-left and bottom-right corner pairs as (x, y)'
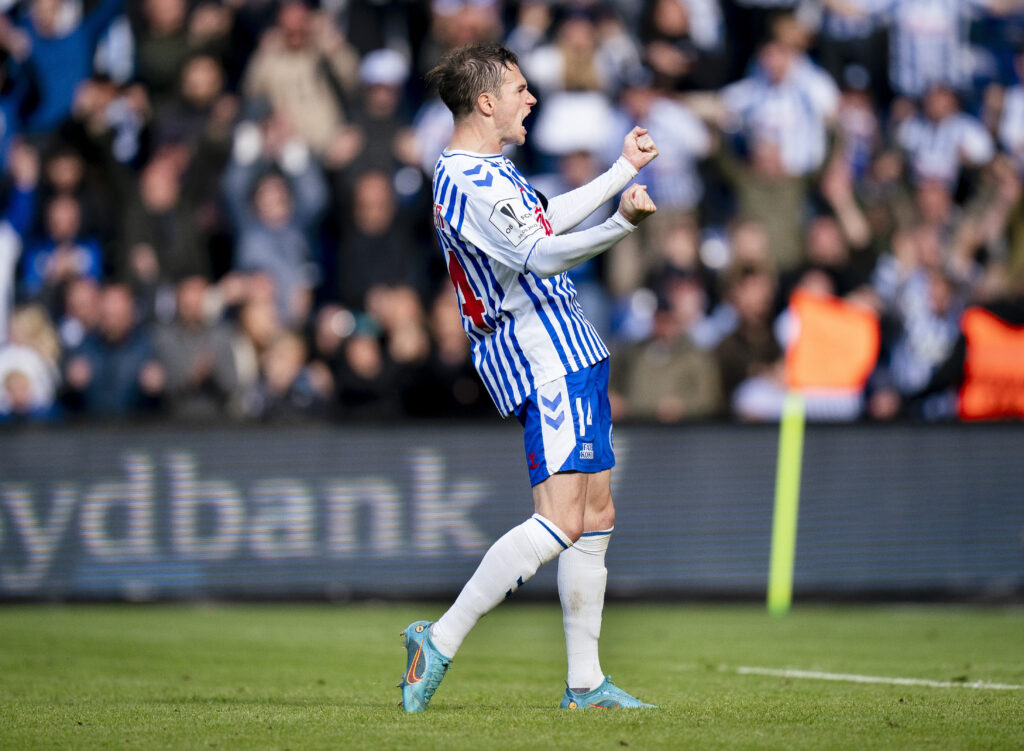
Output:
(152, 53), (237, 158)
(0, 51), (30, 172)
(130, 0), (232, 113)
(997, 51), (1024, 173)
(56, 273), (100, 351)
(121, 150), (211, 313)
(887, 266), (964, 419)
(131, 0), (192, 109)
(870, 224), (968, 419)
(1, 141), (38, 342)
(244, 328), (331, 421)
(813, 0), (890, 104)
(722, 0), (800, 80)
(222, 115), (328, 327)
(504, 0), (552, 60)
(778, 214), (864, 304)
(1, 0), (127, 134)
(0, 0), (1020, 426)
(719, 27), (839, 179)
(613, 73), (712, 218)
(320, 310), (402, 420)
(714, 262), (782, 411)
(65, 76), (151, 168)
(399, 285), (492, 418)
(336, 169), (423, 309)
(9, 301), (61, 373)
(38, 145), (112, 244)
(329, 48), (415, 175)
(882, 0), (996, 101)
(0, 306), (61, 421)
(21, 194), (103, 315)
(62, 281), (163, 416)
(523, 9), (629, 161)
(230, 291), (280, 412)
(610, 280), (723, 423)
(365, 283), (433, 411)
(640, 0), (728, 91)
(832, 82), (883, 182)
(714, 130), (811, 272)
(153, 273), (237, 420)
(241, 0), (359, 158)
(897, 84), (995, 190)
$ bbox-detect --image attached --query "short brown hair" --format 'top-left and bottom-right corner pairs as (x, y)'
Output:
(426, 42), (519, 119)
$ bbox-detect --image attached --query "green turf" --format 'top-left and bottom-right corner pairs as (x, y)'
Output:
(1, 603), (1022, 750)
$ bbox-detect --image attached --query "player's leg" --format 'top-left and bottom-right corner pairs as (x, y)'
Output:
(531, 470), (589, 541)
(428, 492), (579, 660)
(558, 470), (654, 709)
(553, 360), (655, 708)
(400, 492), (578, 712)
(557, 470), (614, 694)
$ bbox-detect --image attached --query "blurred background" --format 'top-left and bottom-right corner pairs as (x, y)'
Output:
(0, 0), (1022, 603)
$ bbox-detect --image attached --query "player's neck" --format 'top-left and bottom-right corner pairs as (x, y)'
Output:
(448, 122), (502, 156)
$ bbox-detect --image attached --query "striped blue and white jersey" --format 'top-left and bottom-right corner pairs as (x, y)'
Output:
(882, 0), (986, 97)
(720, 54), (840, 177)
(897, 112), (994, 187)
(432, 150), (611, 416)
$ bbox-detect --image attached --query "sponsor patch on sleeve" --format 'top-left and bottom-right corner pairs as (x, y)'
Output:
(489, 197), (543, 246)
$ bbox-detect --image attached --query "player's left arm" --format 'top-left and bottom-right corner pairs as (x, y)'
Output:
(524, 184), (657, 278)
(544, 127), (658, 234)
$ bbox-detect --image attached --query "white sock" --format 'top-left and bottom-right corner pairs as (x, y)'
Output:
(430, 513), (571, 659)
(558, 528), (612, 691)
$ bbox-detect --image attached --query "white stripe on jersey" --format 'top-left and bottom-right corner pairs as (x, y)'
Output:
(433, 150), (609, 416)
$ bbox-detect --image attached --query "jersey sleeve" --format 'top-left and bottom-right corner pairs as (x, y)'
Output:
(543, 156), (637, 235)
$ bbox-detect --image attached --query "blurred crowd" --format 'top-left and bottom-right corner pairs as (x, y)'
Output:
(2, 0), (1024, 425)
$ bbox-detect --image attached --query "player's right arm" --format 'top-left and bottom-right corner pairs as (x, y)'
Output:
(543, 128), (659, 234)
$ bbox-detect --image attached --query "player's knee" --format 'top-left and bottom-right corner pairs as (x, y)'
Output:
(561, 518), (585, 543)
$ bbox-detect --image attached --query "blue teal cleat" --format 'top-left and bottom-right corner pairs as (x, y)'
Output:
(398, 621), (452, 713)
(559, 676), (657, 709)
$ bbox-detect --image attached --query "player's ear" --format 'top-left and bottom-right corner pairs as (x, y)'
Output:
(477, 91), (495, 116)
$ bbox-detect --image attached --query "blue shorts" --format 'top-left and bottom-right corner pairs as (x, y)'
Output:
(515, 359), (615, 487)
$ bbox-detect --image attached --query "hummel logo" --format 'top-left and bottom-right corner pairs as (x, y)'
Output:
(540, 393), (562, 411)
(541, 392), (565, 430)
(462, 164), (494, 187)
(544, 413), (564, 429)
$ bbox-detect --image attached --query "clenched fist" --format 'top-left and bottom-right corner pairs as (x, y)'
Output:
(621, 126), (659, 171)
(617, 184), (657, 225)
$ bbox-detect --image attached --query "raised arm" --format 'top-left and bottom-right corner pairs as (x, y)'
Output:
(83, 0), (128, 43)
(544, 127), (658, 234)
(525, 184), (657, 278)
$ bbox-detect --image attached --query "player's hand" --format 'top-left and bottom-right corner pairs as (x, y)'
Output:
(621, 126), (659, 171)
(617, 184), (657, 225)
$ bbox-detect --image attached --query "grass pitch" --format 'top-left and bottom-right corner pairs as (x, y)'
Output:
(1, 603), (1022, 750)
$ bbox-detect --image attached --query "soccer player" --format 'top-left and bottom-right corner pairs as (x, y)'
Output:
(399, 42), (658, 713)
